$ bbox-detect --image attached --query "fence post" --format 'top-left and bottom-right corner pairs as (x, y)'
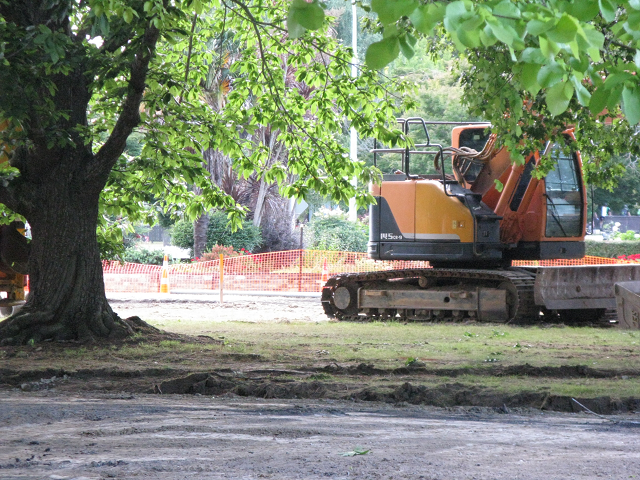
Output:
(219, 253), (224, 304)
(298, 227), (304, 292)
(298, 249), (303, 292)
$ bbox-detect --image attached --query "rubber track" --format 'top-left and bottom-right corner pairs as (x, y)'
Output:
(321, 268), (538, 324)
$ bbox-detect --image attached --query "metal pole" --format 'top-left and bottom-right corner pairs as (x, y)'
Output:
(219, 253), (224, 304)
(591, 183), (595, 233)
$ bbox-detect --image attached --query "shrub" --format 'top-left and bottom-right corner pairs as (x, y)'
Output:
(614, 230), (638, 241)
(171, 212), (262, 255)
(585, 240), (640, 258)
(306, 208), (368, 252)
(122, 248), (169, 265)
(171, 219), (194, 251)
(206, 211), (262, 252)
(200, 244), (246, 261)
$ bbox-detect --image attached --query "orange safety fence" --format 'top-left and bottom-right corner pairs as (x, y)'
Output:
(102, 251), (640, 294)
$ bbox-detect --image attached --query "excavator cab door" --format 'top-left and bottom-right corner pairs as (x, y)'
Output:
(543, 144), (584, 238)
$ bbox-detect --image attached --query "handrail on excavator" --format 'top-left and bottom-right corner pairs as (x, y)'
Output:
(372, 117), (491, 193)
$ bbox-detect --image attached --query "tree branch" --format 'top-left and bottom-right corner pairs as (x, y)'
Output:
(90, 23), (161, 187)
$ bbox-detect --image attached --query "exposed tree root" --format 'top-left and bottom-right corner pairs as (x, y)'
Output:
(121, 315), (161, 334)
(0, 309), (160, 346)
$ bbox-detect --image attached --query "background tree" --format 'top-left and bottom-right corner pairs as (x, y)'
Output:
(193, 30), (237, 259)
(0, 0), (409, 344)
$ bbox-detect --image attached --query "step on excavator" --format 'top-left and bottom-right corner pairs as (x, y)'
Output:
(321, 118), (640, 324)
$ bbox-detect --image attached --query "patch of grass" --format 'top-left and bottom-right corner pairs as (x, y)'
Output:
(150, 320), (640, 371)
(309, 373), (334, 381)
(63, 347), (88, 357)
(453, 374), (640, 399)
(4, 317), (640, 402)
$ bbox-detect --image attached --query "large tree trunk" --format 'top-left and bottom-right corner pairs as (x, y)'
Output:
(193, 212), (210, 259)
(0, 183), (139, 345)
(0, 6), (160, 345)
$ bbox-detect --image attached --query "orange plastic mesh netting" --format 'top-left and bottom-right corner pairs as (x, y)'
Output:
(101, 251), (640, 294)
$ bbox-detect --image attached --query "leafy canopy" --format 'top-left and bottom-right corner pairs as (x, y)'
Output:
(0, 0), (412, 256)
(288, 0), (638, 122)
(287, 0), (640, 188)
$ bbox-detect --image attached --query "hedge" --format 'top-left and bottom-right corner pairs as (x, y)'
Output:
(585, 240), (640, 259)
(171, 212), (262, 255)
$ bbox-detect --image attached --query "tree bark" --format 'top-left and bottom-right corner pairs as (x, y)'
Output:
(252, 180), (268, 228)
(193, 212), (210, 259)
(0, 179), (138, 344)
(0, 5), (161, 345)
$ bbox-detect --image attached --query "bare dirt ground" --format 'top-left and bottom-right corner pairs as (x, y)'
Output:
(2, 294), (640, 479)
(3, 390), (640, 480)
(108, 292), (328, 324)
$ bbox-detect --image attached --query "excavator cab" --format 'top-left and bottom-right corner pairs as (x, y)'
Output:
(368, 118), (587, 267)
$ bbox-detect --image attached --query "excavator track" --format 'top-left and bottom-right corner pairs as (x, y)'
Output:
(321, 268), (538, 324)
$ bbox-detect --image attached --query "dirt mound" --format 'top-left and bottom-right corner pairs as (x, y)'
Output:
(390, 363), (628, 378)
(154, 371), (640, 415)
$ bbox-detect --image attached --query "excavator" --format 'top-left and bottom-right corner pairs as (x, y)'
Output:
(0, 120), (29, 315)
(321, 118), (640, 324)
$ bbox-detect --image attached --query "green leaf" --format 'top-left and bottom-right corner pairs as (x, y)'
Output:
(479, 24), (498, 46)
(520, 63), (542, 95)
(457, 25), (481, 48)
(341, 447), (370, 457)
(287, 10), (306, 38)
(520, 48), (545, 64)
(571, 76), (592, 106)
(398, 35), (415, 59)
(492, 0), (521, 19)
(605, 72), (635, 89)
(539, 36), (560, 58)
(295, 0), (324, 30)
(371, 0), (418, 25)
(526, 19), (554, 36)
(546, 14), (578, 44)
(537, 63), (565, 88)
(568, 0), (600, 20)
(589, 86), (609, 114)
(287, 0), (325, 37)
(628, 11), (640, 30)
(631, 0), (640, 10)
(568, 55), (590, 73)
(365, 36), (400, 69)
(409, 2), (446, 34)
(606, 85), (624, 110)
(486, 19), (515, 45)
(445, 1), (470, 22)
(599, 0), (617, 22)
(580, 26), (605, 49)
(546, 81), (572, 116)
(623, 85), (640, 124)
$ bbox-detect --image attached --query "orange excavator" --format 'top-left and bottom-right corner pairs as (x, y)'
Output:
(0, 120), (29, 315)
(321, 118), (640, 324)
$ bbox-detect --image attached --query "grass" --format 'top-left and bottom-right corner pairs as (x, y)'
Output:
(149, 320), (640, 371)
(5, 318), (640, 402)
